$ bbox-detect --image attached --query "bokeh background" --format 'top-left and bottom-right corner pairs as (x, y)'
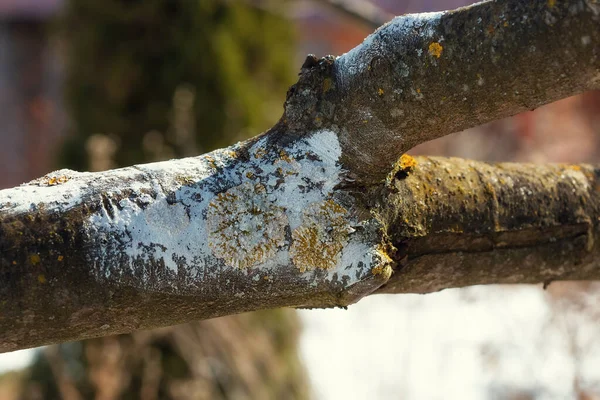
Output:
(1, 0), (600, 399)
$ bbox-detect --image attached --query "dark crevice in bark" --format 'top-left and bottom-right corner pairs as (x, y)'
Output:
(399, 224), (591, 257)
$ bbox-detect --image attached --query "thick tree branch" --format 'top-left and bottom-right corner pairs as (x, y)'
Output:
(284, 0), (600, 182)
(0, 132), (390, 352)
(1, 0), (599, 352)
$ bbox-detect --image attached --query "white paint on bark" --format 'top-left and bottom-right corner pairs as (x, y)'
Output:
(0, 130), (387, 293)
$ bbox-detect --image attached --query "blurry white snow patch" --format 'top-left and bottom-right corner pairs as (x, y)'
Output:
(298, 285), (600, 400)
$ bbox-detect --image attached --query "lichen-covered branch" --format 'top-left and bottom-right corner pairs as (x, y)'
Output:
(285, 0), (600, 182)
(1, 0), (600, 352)
(378, 156), (600, 294)
(0, 132), (391, 352)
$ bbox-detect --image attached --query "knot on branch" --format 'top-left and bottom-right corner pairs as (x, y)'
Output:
(283, 54), (337, 132)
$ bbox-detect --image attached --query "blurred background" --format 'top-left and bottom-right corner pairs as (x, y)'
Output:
(1, 0), (600, 399)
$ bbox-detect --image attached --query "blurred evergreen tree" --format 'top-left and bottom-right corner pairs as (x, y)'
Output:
(20, 1), (308, 399)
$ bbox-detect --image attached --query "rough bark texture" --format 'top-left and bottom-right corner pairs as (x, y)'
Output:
(284, 0), (600, 182)
(0, 133), (390, 353)
(377, 156), (600, 294)
(1, 0), (600, 352)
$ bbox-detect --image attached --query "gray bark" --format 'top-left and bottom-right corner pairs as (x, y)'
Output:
(285, 0), (600, 182)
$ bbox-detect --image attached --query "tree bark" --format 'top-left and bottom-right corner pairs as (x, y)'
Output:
(377, 156), (600, 294)
(285, 0), (600, 182)
(0, 134), (390, 352)
(1, 0), (600, 352)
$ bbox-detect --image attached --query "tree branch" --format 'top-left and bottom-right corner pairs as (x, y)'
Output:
(1, 0), (599, 352)
(284, 0), (600, 182)
(0, 133), (390, 352)
(378, 156), (600, 294)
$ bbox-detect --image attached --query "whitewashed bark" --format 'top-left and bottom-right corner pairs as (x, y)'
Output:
(0, 130), (390, 352)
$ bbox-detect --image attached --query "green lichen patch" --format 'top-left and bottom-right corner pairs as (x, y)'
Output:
(290, 200), (349, 272)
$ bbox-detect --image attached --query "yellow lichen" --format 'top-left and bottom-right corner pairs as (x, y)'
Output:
(399, 154), (417, 171)
(175, 175), (195, 186)
(254, 147), (267, 159)
(207, 183), (288, 269)
(378, 88), (384, 96)
(274, 150), (300, 176)
(37, 274), (47, 284)
(44, 175), (69, 186)
(548, 0), (556, 7)
(206, 155), (217, 169)
(371, 266), (385, 275)
(323, 78), (333, 93)
(290, 199), (349, 272)
(371, 245), (393, 277)
(30, 254), (41, 265)
(57, 255), (64, 262)
(428, 42), (443, 58)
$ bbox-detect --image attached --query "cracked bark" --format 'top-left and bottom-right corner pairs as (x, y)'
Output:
(1, 0), (600, 352)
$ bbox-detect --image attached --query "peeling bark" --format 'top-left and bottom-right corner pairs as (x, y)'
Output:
(1, 0), (600, 352)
